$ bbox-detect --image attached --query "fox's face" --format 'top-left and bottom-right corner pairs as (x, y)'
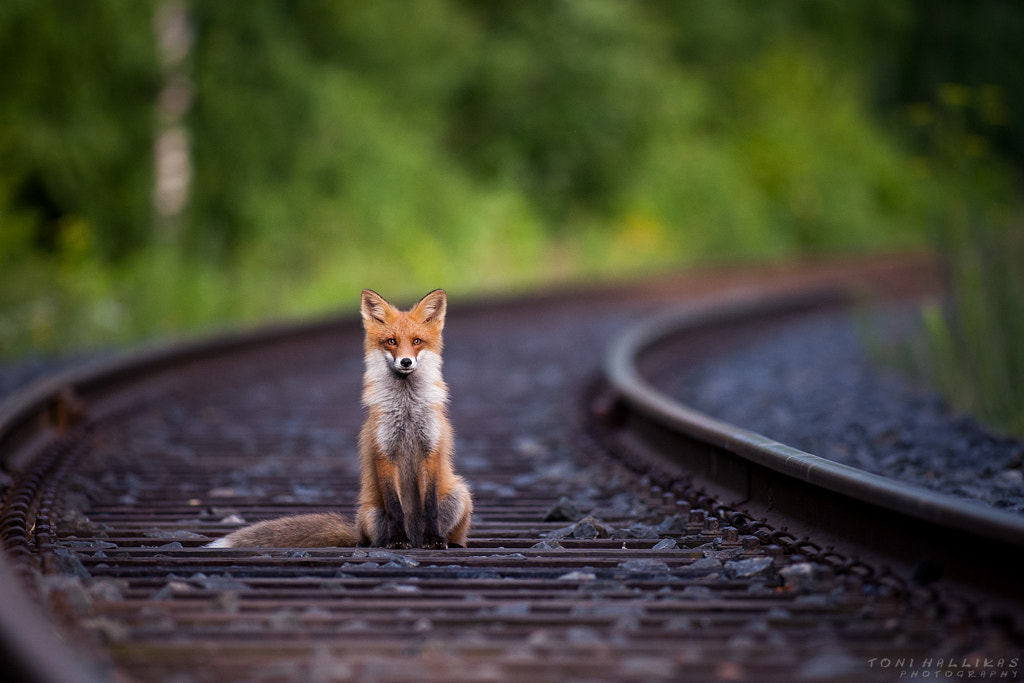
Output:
(361, 289), (446, 376)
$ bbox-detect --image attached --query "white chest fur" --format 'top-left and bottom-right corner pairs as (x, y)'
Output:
(363, 350), (447, 460)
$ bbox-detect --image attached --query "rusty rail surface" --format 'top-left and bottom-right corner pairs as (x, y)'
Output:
(1, 255), (1020, 682)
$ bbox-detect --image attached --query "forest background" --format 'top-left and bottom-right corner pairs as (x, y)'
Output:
(1, 0), (1022, 428)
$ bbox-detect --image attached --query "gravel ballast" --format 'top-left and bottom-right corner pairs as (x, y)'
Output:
(658, 307), (1024, 515)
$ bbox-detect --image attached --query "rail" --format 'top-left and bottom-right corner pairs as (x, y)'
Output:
(602, 288), (1024, 607)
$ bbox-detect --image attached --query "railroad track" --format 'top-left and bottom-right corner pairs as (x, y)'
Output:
(1, 255), (1021, 682)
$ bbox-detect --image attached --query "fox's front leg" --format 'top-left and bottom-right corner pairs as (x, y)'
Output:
(421, 478), (446, 550)
(419, 455), (447, 550)
(375, 458), (411, 550)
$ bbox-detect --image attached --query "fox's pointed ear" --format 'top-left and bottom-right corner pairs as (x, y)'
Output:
(412, 289), (446, 327)
(361, 289), (393, 326)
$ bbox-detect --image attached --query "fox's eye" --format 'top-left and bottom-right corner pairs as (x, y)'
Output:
(412, 338), (422, 345)
(386, 338), (397, 346)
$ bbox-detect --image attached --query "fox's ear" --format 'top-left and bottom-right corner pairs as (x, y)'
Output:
(412, 289), (446, 327)
(361, 289), (393, 326)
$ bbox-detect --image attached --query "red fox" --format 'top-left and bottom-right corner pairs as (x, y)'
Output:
(208, 289), (472, 550)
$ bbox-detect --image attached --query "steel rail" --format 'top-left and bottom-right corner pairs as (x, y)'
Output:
(0, 549), (108, 683)
(603, 288), (1024, 610)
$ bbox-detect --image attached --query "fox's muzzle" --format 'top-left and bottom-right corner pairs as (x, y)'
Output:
(393, 356), (417, 374)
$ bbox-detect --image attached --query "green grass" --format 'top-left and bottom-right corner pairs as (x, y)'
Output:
(915, 86), (1024, 436)
(921, 223), (1024, 436)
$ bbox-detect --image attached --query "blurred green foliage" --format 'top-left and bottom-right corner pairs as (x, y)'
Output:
(911, 86), (1024, 435)
(0, 1), (157, 261)
(1, 0), (1022, 375)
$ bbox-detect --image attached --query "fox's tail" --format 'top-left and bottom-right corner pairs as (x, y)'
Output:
(205, 512), (360, 548)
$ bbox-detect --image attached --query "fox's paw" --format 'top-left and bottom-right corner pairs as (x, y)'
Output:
(422, 535), (448, 550)
(386, 534), (412, 550)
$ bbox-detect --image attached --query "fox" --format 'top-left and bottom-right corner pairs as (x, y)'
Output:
(207, 288), (472, 550)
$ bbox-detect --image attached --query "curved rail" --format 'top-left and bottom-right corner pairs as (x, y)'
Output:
(603, 289), (1024, 607)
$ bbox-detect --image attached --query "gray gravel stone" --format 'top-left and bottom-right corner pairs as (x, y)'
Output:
(543, 496), (583, 522)
(548, 515), (614, 540)
(725, 557), (775, 580)
(617, 558), (671, 573)
(612, 523), (660, 540)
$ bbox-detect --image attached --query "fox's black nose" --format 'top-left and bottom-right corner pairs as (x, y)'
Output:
(400, 358), (413, 368)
